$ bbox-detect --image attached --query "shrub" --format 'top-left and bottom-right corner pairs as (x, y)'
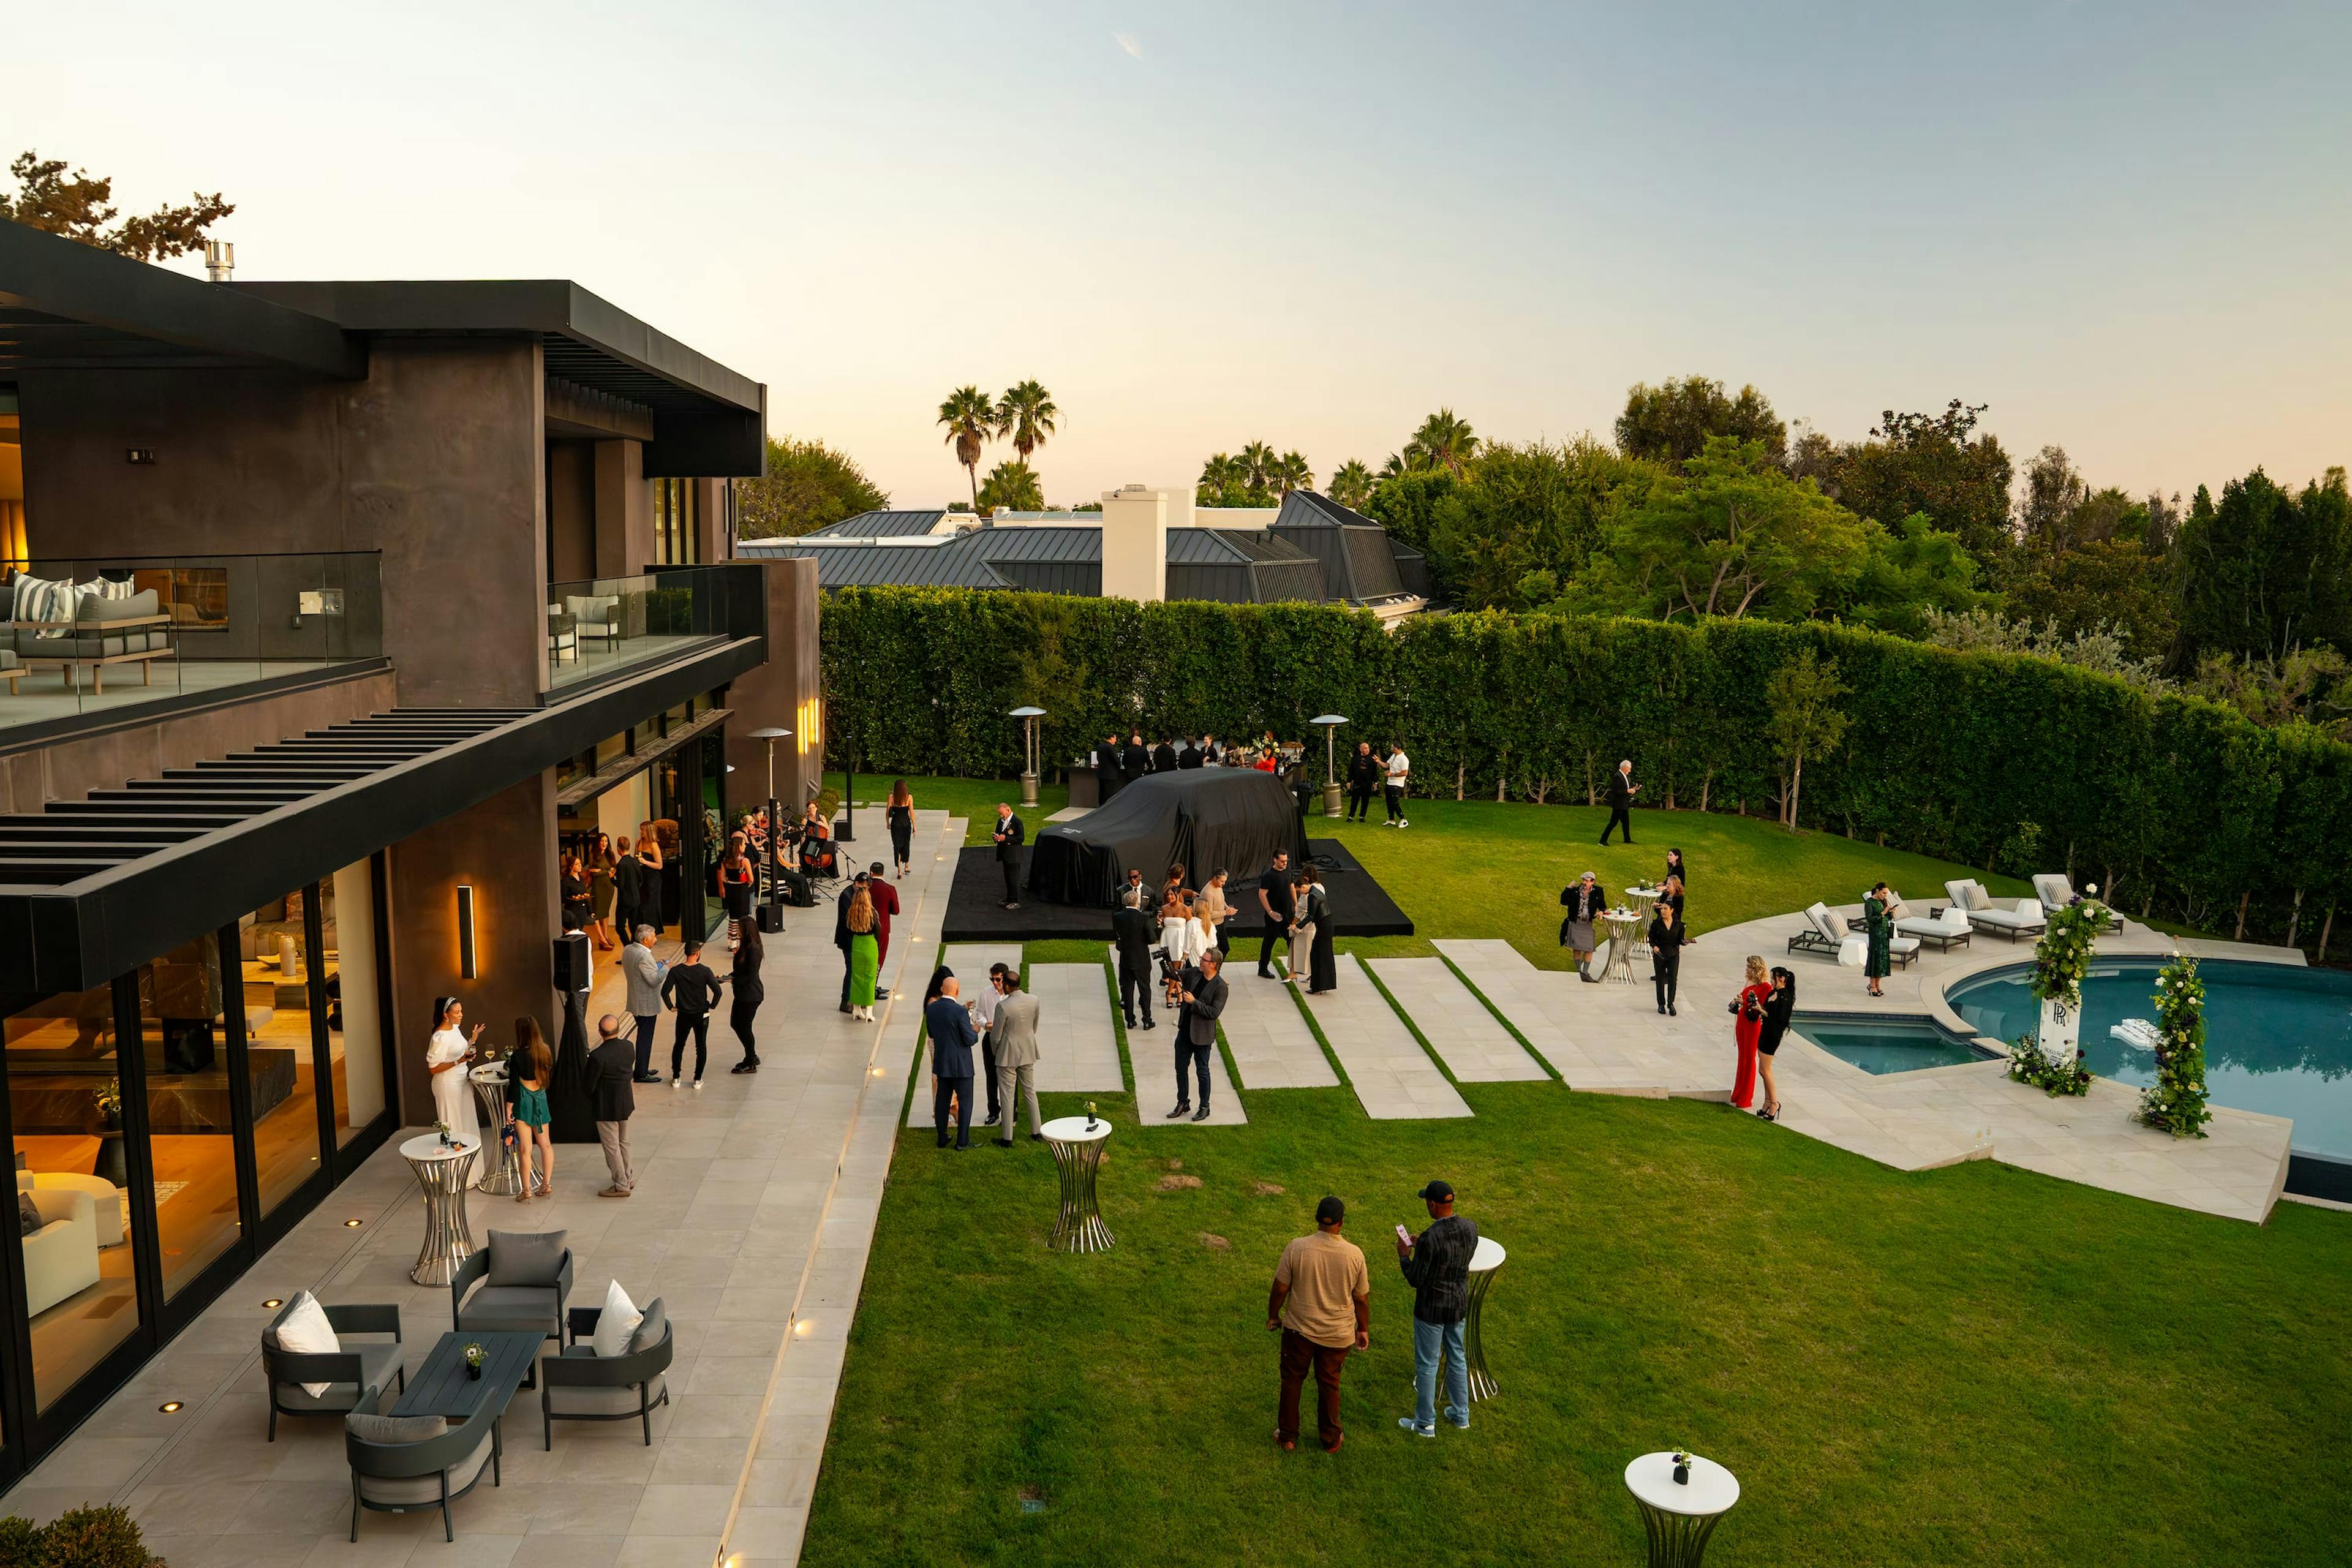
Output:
(0, 1506), (164, 1568)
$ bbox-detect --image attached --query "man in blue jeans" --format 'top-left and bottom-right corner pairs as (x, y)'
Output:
(1396, 1178), (1478, 1436)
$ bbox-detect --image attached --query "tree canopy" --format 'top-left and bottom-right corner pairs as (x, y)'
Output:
(1615, 375), (1786, 466)
(1824, 400), (2016, 557)
(0, 150), (232, 262)
(735, 437), (888, 540)
(976, 460), (1045, 513)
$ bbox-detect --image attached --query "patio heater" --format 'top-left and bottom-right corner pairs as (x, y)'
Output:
(1310, 714), (1348, 819)
(751, 726), (791, 932)
(1009, 706), (1046, 808)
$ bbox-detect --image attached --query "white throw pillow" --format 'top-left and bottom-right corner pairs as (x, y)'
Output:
(276, 1290), (342, 1398)
(592, 1278), (644, 1359)
(12, 572), (75, 639)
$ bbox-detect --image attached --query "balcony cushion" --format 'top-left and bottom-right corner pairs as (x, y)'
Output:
(358, 1428), (494, 1506)
(345, 1412), (445, 1445)
(12, 572), (74, 638)
(549, 1373), (668, 1417)
(275, 1338), (402, 1411)
(486, 1228), (567, 1287)
(75, 586), (155, 622)
(458, 1284), (559, 1333)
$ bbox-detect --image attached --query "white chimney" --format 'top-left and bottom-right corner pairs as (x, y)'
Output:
(205, 240), (234, 282)
(1097, 483), (1188, 601)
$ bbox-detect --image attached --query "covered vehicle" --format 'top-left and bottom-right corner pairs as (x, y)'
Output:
(1026, 771), (1308, 907)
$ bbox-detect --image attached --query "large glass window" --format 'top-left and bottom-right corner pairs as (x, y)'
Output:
(126, 934), (243, 1300)
(323, 862), (386, 1149)
(4, 986), (141, 1410)
(235, 895), (325, 1220)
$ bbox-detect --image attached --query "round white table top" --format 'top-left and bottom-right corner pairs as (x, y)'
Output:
(1468, 1236), (1506, 1272)
(467, 1063), (508, 1083)
(1038, 1115), (1112, 1145)
(1624, 1452), (1739, 1517)
(399, 1132), (480, 1163)
(1626, 885), (1664, 899)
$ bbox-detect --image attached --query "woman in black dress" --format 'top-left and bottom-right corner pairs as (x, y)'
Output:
(1664, 848), (1689, 890)
(1303, 874), (1338, 993)
(1647, 903), (1686, 1016)
(887, 780), (916, 878)
(559, 852), (592, 933)
(727, 923), (766, 1073)
(1754, 966), (1795, 1121)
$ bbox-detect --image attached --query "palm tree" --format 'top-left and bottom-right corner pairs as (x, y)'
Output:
(1329, 459), (1376, 510)
(997, 380), (1060, 469)
(976, 459), (1045, 514)
(1409, 409), (1479, 478)
(1275, 451), (1313, 496)
(1238, 441), (1279, 496)
(937, 385), (997, 508)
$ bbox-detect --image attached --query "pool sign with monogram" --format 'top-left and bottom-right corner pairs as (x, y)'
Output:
(2039, 997), (2082, 1065)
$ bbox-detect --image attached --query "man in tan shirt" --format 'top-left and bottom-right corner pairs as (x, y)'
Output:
(1267, 1196), (1371, 1453)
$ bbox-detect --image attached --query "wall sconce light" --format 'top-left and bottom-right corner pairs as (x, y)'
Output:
(457, 884), (477, 979)
(125, 448), (157, 465)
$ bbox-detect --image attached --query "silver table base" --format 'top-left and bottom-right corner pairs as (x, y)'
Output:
(406, 1146), (478, 1286)
(470, 1077), (524, 1196)
(1464, 1262), (1502, 1401)
(1045, 1135), (1114, 1253)
(1634, 1498), (1727, 1568)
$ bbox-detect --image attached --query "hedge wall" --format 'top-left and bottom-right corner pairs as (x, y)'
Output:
(817, 587), (2352, 952)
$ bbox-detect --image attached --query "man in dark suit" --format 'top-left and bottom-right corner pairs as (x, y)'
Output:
(587, 1014), (637, 1197)
(924, 977), (980, 1150)
(1123, 732), (1151, 783)
(1346, 742), (1379, 822)
(992, 804), (1025, 909)
(1168, 951), (1227, 1122)
(1153, 736), (1180, 774)
(1113, 888), (1161, 1031)
(1177, 736), (1205, 769)
(1256, 850), (1296, 979)
(833, 871), (869, 1012)
(1600, 758), (1638, 846)
(1093, 733), (1126, 801)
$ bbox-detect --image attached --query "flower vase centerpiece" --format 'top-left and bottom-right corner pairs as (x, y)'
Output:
(1670, 1446), (1692, 1485)
(463, 1343), (484, 1381)
(1084, 1100), (1098, 1132)
(91, 1080), (122, 1133)
(2007, 892), (2109, 1096)
(434, 1120), (454, 1149)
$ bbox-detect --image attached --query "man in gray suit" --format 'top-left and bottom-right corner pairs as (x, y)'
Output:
(989, 968), (1044, 1147)
(619, 925), (666, 1084)
(1170, 950), (1227, 1123)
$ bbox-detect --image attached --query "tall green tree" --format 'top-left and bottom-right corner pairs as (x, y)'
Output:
(937, 386), (996, 510)
(1238, 441), (1280, 493)
(975, 460), (1045, 513)
(1407, 409), (1479, 478)
(2173, 467), (2352, 669)
(1327, 460), (1376, 511)
(1570, 437), (1867, 622)
(0, 150), (232, 261)
(1828, 399), (2016, 557)
(1274, 451), (1313, 495)
(734, 436), (888, 540)
(1615, 375), (1786, 465)
(1831, 514), (1986, 636)
(995, 380), (1059, 469)
(1763, 649), (1852, 829)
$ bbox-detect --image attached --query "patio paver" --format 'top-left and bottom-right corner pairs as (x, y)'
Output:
(1365, 956), (1548, 1082)
(1297, 957), (1472, 1120)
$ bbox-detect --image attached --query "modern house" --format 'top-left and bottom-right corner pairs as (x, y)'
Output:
(742, 485), (1431, 622)
(0, 216), (817, 1476)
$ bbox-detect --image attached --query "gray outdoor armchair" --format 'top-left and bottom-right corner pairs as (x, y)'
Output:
(540, 1296), (673, 1447)
(450, 1231), (572, 1381)
(344, 1389), (503, 1542)
(260, 1299), (404, 1440)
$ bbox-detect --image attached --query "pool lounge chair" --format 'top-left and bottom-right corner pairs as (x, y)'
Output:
(1897, 902), (1973, 951)
(1788, 902), (1847, 959)
(2033, 873), (2128, 932)
(1945, 880), (2045, 941)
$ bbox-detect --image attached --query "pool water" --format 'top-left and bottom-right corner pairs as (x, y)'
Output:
(1793, 1016), (1997, 1075)
(1947, 959), (2352, 1163)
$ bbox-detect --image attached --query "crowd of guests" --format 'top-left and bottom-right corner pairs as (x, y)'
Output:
(920, 960), (1044, 1150)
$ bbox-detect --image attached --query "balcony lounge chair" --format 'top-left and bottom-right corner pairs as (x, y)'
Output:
(345, 1388), (502, 1543)
(1945, 880), (2045, 941)
(262, 1297), (405, 1439)
(451, 1231), (571, 1384)
(541, 1295), (674, 1447)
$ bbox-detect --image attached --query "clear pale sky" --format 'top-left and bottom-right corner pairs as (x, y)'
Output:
(9, 2), (2348, 511)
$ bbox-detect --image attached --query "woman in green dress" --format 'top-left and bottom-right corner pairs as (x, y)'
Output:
(847, 885), (881, 1022)
(1862, 881), (1894, 998)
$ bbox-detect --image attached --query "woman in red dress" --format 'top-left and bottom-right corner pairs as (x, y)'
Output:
(1730, 955), (1770, 1110)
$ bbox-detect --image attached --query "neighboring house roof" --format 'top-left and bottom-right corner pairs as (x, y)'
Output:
(801, 510), (948, 538)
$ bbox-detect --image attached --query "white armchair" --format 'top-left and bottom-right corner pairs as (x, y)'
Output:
(565, 595), (624, 646)
(18, 1168), (123, 1247)
(20, 1187), (102, 1317)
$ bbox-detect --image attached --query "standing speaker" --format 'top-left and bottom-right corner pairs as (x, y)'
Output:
(552, 932), (592, 992)
(756, 903), (785, 933)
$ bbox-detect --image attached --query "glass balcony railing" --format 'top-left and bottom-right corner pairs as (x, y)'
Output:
(546, 567), (737, 694)
(0, 553), (382, 733)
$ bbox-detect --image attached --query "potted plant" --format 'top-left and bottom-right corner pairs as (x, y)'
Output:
(91, 1081), (121, 1132)
(464, 1343), (485, 1381)
(1671, 1447), (1692, 1485)
(434, 1120), (453, 1148)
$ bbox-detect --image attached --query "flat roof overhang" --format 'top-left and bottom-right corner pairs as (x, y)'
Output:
(0, 633), (766, 993)
(0, 219), (363, 379)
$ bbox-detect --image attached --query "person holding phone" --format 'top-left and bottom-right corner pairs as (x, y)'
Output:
(1396, 1178), (1479, 1438)
(425, 997), (484, 1186)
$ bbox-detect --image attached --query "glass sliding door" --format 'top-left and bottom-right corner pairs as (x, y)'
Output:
(3, 987), (143, 1409)
(323, 859), (388, 1150)
(130, 935), (244, 1299)
(700, 729), (728, 937)
(235, 893), (326, 1220)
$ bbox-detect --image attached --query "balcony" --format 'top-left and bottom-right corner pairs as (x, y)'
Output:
(0, 554), (383, 741)
(546, 567), (743, 694)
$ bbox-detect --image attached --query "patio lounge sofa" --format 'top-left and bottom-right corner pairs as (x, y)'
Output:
(18, 1187), (100, 1319)
(541, 1295), (674, 1447)
(11, 586), (175, 695)
(1945, 880), (2045, 941)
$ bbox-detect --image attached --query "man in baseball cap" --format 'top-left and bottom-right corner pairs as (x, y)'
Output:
(1397, 1178), (1478, 1437)
(1268, 1196), (1370, 1453)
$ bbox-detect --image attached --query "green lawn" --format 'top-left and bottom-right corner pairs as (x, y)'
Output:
(803, 777), (2348, 1567)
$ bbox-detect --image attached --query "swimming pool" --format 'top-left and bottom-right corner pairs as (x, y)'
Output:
(1793, 1016), (1998, 1075)
(1947, 959), (2352, 1184)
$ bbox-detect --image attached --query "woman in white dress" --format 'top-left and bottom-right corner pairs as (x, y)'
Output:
(426, 997), (486, 1186)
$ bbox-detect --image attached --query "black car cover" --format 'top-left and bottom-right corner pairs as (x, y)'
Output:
(1027, 771), (1309, 907)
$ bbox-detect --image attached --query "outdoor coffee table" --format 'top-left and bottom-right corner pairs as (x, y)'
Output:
(1624, 1450), (1739, 1567)
(1464, 1235), (1506, 1401)
(400, 1133), (480, 1286)
(468, 1065), (524, 1196)
(390, 1330), (545, 1428)
(1039, 1115), (1114, 1253)
(1600, 911), (1646, 984)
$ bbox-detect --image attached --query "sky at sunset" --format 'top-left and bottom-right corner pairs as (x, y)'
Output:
(8, 1), (2348, 510)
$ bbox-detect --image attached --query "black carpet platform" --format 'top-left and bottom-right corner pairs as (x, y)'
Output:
(940, 838), (1414, 944)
